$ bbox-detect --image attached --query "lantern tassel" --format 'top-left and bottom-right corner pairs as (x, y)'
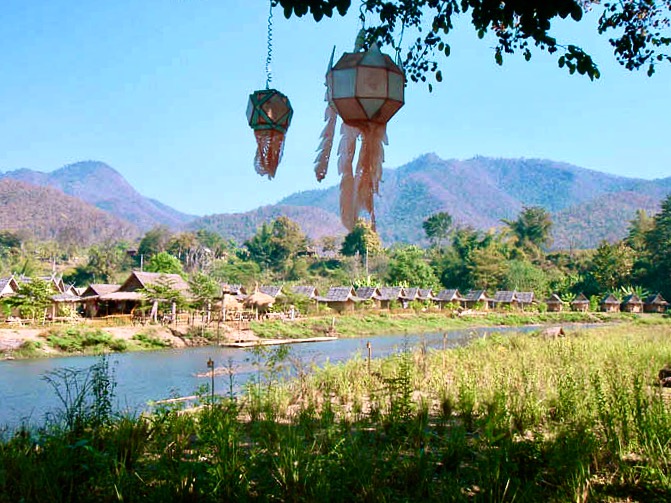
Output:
(337, 123), (359, 231)
(314, 95), (337, 182)
(254, 130), (285, 179)
(354, 123), (387, 227)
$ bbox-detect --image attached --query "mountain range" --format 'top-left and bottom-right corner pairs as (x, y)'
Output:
(1, 156), (669, 249)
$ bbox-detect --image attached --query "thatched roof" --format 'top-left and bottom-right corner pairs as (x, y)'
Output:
(98, 291), (145, 301)
(434, 289), (460, 302)
(545, 293), (563, 304)
(81, 284), (120, 298)
(600, 293), (620, 305)
(259, 285), (283, 298)
(356, 287), (382, 301)
(316, 287), (361, 303)
(221, 283), (247, 296)
(244, 291), (275, 307)
(401, 287), (419, 301)
(119, 271), (189, 293)
(291, 285), (319, 298)
(0, 276), (18, 296)
(418, 288), (435, 300)
(378, 286), (404, 301)
(645, 293), (669, 306)
(621, 294), (643, 306)
(463, 290), (490, 302)
(571, 293), (589, 305)
(493, 291), (516, 303)
(516, 292), (535, 304)
(51, 292), (81, 303)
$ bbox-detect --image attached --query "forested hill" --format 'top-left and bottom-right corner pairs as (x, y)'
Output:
(191, 155), (671, 248)
(0, 179), (139, 244)
(0, 161), (194, 230)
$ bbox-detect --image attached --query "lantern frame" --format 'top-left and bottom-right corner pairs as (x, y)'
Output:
(246, 89), (293, 134)
(327, 44), (405, 128)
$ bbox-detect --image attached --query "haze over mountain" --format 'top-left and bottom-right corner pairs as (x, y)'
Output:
(190, 154), (671, 248)
(0, 179), (138, 244)
(0, 161), (194, 231)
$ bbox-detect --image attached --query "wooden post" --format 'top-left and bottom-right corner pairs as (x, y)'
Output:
(366, 341), (372, 374)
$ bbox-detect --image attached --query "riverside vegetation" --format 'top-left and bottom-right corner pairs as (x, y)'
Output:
(2, 321), (671, 501)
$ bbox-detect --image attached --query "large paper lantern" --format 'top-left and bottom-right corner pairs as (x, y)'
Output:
(314, 44), (405, 231)
(247, 88), (293, 179)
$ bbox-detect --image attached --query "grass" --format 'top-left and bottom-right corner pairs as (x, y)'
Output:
(44, 327), (128, 354)
(2, 322), (671, 501)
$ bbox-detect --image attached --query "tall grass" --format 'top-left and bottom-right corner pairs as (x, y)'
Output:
(2, 323), (671, 501)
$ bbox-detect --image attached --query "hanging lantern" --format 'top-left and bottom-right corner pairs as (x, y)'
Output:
(314, 43), (405, 231)
(247, 89), (293, 179)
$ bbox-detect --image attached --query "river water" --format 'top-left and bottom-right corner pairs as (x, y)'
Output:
(0, 325), (541, 430)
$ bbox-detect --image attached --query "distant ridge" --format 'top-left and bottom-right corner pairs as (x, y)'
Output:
(0, 161), (194, 230)
(189, 155), (671, 248)
(0, 179), (138, 244)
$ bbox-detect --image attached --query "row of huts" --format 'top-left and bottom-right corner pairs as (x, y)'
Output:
(1, 271), (668, 321)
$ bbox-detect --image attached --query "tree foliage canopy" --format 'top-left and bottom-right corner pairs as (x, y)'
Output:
(275, 0), (671, 83)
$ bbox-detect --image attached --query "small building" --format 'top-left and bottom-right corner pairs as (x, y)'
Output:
(621, 294), (643, 313)
(418, 288), (435, 302)
(571, 293), (590, 312)
(516, 292), (535, 310)
(316, 287), (362, 313)
(492, 291), (518, 310)
(80, 284), (121, 317)
(355, 286), (382, 307)
(434, 289), (461, 308)
(644, 293), (669, 313)
(400, 287), (419, 304)
(259, 285), (284, 299)
(0, 276), (19, 298)
(600, 293), (621, 313)
(220, 283), (247, 301)
(462, 289), (491, 310)
(377, 286), (405, 309)
(290, 285), (319, 299)
(545, 293), (564, 312)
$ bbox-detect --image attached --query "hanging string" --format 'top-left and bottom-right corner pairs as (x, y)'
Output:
(265, 1), (273, 89)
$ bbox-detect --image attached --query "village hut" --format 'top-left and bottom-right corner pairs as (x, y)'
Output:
(434, 289), (461, 309)
(644, 293), (669, 313)
(221, 283), (247, 301)
(545, 293), (564, 312)
(621, 293), (643, 313)
(400, 287), (419, 305)
(462, 289), (491, 310)
(355, 286), (382, 308)
(571, 293), (590, 312)
(600, 293), (621, 313)
(418, 288), (435, 302)
(377, 286), (405, 309)
(516, 292), (535, 310)
(0, 276), (19, 298)
(290, 285), (319, 299)
(259, 285), (284, 299)
(244, 290), (275, 309)
(19, 273), (65, 294)
(316, 287), (362, 313)
(80, 284), (121, 317)
(492, 291), (518, 310)
(98, 271), (190, 318)
(50, 291), (82, 321)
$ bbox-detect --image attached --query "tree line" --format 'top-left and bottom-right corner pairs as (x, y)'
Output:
(2, 195), (671, 303)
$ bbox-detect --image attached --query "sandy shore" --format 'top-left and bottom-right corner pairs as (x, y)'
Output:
(0, 324), (263, 355)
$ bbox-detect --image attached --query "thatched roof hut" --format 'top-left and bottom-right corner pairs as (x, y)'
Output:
(462, 289), (491, 310)
(644, 293), (669, 313)
(571, 293), (590, 312)
(316, 286), (362, 313)
(0, 276), (19, 297)
(545, 293), (564, 312)
(377, 286), (404, 309)
(434, 289), (461, 306)
(600, 293), (621, 313)
(291, 285), (319, 299)
(259, 285), (284, 298)
(621, 294), (643, 313)
(493, 291), (518, 308)
(244, 291), (275, 308)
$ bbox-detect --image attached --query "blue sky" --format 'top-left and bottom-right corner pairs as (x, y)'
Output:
(1, 0), (669, 217)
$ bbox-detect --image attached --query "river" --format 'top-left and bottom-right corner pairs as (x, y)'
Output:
(0, 325), (541, 430)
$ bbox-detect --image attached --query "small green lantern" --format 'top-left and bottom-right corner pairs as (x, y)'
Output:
(246, 89), (293, 179)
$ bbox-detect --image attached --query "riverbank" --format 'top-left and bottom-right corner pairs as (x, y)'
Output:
(3, 321), (671, 501)
(0, 310), (663, 359)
